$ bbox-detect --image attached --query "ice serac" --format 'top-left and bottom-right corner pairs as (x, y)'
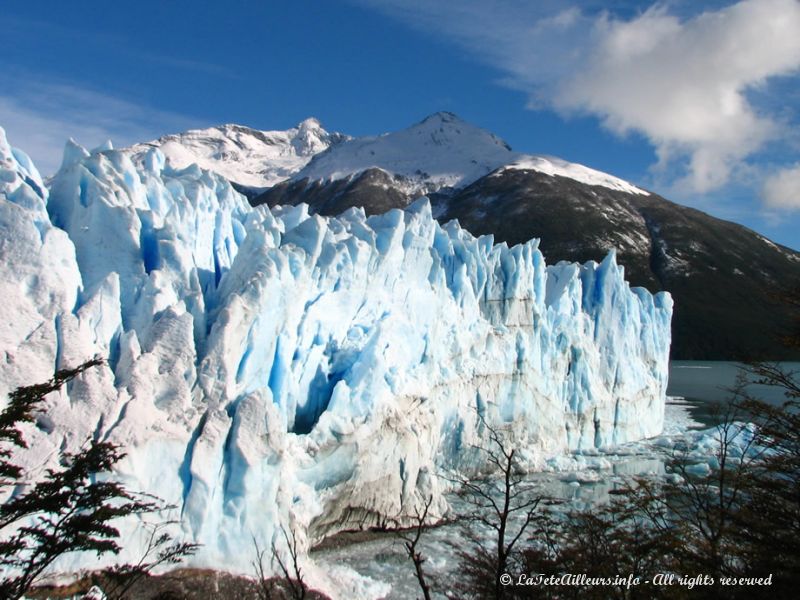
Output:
(0, 129), (671, 593)
(0, 127), (81, 399)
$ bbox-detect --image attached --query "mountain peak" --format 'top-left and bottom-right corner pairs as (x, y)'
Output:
(418, 111), (462, 125)
(297, 116), (323, 131)
(126, 119), (347, 189)
(292, 112), (516, 193)
(412, 112), (512, 150)
(291, 117), (340, 157)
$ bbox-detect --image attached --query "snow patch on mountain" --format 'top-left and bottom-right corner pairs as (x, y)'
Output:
(127, 118), (348, 189)
(501, 156), (649, 195)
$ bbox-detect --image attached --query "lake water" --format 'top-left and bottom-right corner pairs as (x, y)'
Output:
(667, 361), (798, 425)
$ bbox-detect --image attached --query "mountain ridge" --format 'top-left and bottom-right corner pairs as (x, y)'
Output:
(126, 118), (349, 189)
(288, 111), (650, 197)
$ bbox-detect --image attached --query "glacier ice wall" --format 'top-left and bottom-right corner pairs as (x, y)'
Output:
(0, 127), (672, 583)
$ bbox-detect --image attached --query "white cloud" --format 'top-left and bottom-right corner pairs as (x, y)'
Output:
(558, 0), (800, 193)
(762, 164), (800, 209)
(357, 0), (800, 197)
(0, 79), (200, 176)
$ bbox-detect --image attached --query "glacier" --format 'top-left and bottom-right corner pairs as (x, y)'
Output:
(0, 125), (671, 594)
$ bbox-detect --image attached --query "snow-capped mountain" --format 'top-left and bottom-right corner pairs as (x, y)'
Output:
(292, 111), (512, 194)
(286, 111), (646, 197)
(127, 118), (348, 190)
(0, 125), (671, 595)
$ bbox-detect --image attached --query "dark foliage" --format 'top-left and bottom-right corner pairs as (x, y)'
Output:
(0, 359), (196, 600)
(251, 525), (309, 600)
(520, 497), (675, 600)
(95, 520), (200, 600)
(446, 414), (550, 600)
(396, 495), (435, 600)
(0, 358), (103, 484)
(505, 376), (800, 600)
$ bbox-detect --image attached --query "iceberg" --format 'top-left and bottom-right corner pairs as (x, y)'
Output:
(0, 126), (672, 590)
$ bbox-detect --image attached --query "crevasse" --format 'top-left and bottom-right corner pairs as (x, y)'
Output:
(0, 127), (671, 587)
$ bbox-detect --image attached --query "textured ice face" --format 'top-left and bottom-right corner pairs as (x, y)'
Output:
(0, 128), (671, 593)
(0, 128), (82, 399)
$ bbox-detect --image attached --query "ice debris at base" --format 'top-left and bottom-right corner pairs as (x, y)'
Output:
(0, 126), (671, 594)
(665, 421), (761, 478)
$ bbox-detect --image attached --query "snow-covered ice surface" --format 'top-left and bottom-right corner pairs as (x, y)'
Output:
(291, 112), (650, 197)
(0, 126), (671, 599)
(126, 118), (348, 189)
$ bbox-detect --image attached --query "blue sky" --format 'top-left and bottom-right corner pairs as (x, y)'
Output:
(2, 0), (800, 249)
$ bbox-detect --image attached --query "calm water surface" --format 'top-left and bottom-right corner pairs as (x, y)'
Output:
(667, 361), (799, 425)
